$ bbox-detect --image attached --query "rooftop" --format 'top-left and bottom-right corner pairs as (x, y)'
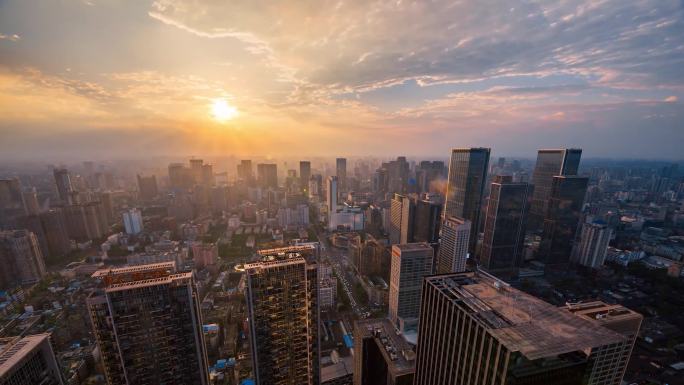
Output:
(392, 243), (433, 252)
(91, 261), (176, 278)
(105, 272), (193, 292)
(427, 271), (625, 360)
(355, 318), (416, 374)
(0, 334), (50, 377)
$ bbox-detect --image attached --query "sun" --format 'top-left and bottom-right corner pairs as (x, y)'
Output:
(210, 99), (238, 122)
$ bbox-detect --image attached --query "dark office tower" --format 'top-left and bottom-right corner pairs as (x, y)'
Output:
(237, 159), (254, 183)
(353, 318), (415, 385)
(53, 168), (74, 204)
(388, 243), (433, 330)
(566, 301), (643, 385)
(413, 199), (442, 244)
(436, 216), (471, 273)
(136, 174), (158, 201)
(529, 149), (582, 230)
(497, 157), (506, 169)
(389, 194), (415, 245)
(414, 271), (626, 385)
(87, 262), (209, 385)
(416, 161), (445, 194)
(336, 158), (347, 191)
(444, 148), (490, 253)
(257, 163), (278, 189)
(39, 209), (71, 257)
(0, 230), (46, 289)
(0, 178), (25, 228)
(300, 161), (311, 191)
(539, 176), (588, 265)
(480, 176), (532, 276)
(387, 157), (410, 194)
(0, 333), (64, 384)
(246, 252), (319, 385)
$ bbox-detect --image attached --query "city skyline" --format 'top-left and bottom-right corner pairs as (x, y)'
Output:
(1, 1), (683, 160)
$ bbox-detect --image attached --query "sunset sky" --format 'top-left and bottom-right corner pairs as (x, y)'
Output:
(0, 0), (682, 160)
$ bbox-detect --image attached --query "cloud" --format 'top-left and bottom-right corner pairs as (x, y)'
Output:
(665, 95), (678, 102)
(0, 33), (20, 42)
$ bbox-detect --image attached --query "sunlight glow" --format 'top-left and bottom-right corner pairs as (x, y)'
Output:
(211, 99), (238, 122)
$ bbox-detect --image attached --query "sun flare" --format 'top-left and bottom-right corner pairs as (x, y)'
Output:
(211, 99), (238, 122)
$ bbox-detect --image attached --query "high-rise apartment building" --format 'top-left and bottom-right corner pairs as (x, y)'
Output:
(389, 193), (415, 245)
(0, 178), (25, 228)
(436, 216), (471, 274)
(0, 333), (64, 384)
(572, 221), (612, 268)
(353, 318), (415, 385)
(414, 271), (627, 385)
(189, 158), (204, 183)
(336, 158), (347, 191)
(529, 149), (582, 230)
(480, 176), (531, 275)
(566, 301), (642, 385)
(300, 161), (312, 191)
(539, 176), (588, 265)
(257, 163), (278, 189)
(237, 160), (254, 184)
(245, 251), (319, 385)
(168, 163), (192, 189)
(136, 174), (158, 201)
(53, 168), (74, 204)
(39, 208), (71, 257)
(0, 230), (46, 289)
(444, 148), (490, 253)
(122, 208), (144, 235)
(87, 262), (209, 385)
(388, 243), (433, 330)
(413, 199), (442, 244)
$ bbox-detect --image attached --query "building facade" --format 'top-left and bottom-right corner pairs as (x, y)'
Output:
(572, 221), (612, 268)
(529, 149), (582, 230)
(0, 230), (46, 289)
(388, 243), (433, 330)
(0, 333), (64, 385)
(436, 216), (471, 274)
(389, 194), (415, 245)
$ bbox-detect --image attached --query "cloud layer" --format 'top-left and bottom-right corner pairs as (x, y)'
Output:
(0, 0), (682, 160)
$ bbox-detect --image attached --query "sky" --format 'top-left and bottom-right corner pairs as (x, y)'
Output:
(0, 0), (683, 161)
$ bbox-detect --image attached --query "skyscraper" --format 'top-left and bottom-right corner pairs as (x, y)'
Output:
(529, 149), (582, 230)
(39, 208), (71, 257)
(245, 252), (319, 385)
(436, 216), (471, 273)
(326, 176), (338, 218)
(87, 262), (209, 385)
(0, 178), (25, 228)
(388, 243), (433, 331)
(300, 161), (311, 192)
(565, 301), (643, 385)
(389, 193), (415, 245)
(480, 176), (531, 275)
(53, 168), (74, 204)
(336, 158), (347, 191)
(539, 176), (588, 265)
(413, 198), (442, 244)
(122, 208), (144, 235)
(0, 230), (46, 289)
(414, 271), (627, 385)
(353, 318), (415, 385)
(572, 221), (612, 268)
(444, 148), (490, 253)
(237, 159), (254, 184)
(0, 333), (64, 384)
(136, 174), (158, 201)
(257, 163), (278, 189)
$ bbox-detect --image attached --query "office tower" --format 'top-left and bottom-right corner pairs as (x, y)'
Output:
(122, 208), (144, 235)
(444, 148), (490, 253)
(21, 189), (40, 216)
(53, 168), (74, 204)
(416, 161), (445, 194)
(0, 230), (46, 289)
(189, 158), (204, 183)
(436, 216), (471, 273)
(413, 199), (442, 244)
(389, 193), (415, 245)
(480, 176), (531, 275)
(529, 149), (582, 230)
(245, 252), (319, 385)
(387, 157), (410, 194)
(414, 271), (626, 385)
(137, 174), (158, 200)
(257, 163), (278, 189)
(539, 176), (588, 265)
(353, 318), (415, 385)
(572, 221), (612, 268)
(388, 243), (433, 330)
(237, 159), (254, 183)
(0, 333), (64, 384)
(39, 209), (71, 257)
(336, 158), (347, 191)
(497, 157), (506, 169)
(300, 161), (311, 191)
(87, 262), (209, 385)
(327, 176), (338, 217)
(566, 301), (643, 385)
